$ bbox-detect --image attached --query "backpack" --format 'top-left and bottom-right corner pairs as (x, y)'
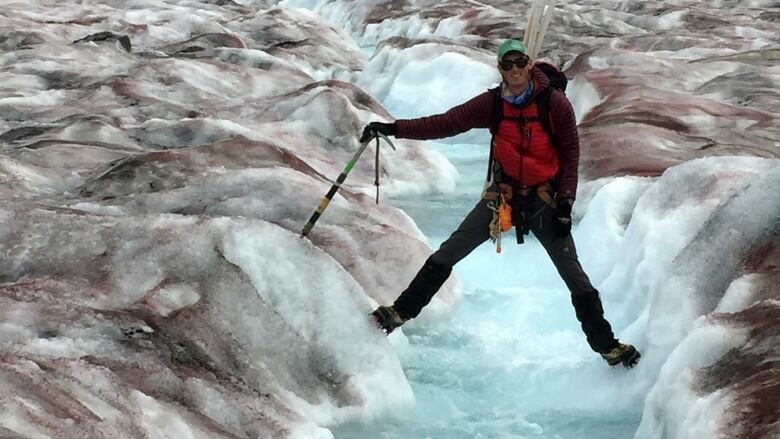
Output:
(486, 61), (568, 182)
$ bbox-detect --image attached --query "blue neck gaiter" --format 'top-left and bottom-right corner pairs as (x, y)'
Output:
(502, 81), (534, 106)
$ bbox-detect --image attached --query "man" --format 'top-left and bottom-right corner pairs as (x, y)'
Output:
(360, 39), (640, 368)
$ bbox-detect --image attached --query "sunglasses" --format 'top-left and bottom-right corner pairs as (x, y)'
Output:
(500, 57), (530, 71)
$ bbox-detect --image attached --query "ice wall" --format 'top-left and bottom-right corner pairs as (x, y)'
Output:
(0, 1), (462, 437)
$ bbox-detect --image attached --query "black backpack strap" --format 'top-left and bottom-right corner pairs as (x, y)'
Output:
(487, 86), (503, 182)
(489, 86), (503, 135)
(536, 87), (554, 139)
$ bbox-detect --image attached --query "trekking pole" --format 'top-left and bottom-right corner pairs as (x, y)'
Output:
(300, 133), (396, 239)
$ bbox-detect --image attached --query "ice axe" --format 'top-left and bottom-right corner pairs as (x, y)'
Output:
(300, 132), (396, 239)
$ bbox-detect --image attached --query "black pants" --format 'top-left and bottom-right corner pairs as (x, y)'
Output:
(393, 193), (619, 354)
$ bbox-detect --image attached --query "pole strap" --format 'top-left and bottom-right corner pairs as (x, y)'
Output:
(374, 135), (381, 204)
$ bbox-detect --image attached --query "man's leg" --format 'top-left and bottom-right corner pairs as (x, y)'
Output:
(392, 199), (493, 320)
(525, 196), (619, 354)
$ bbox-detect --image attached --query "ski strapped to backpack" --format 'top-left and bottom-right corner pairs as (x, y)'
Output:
(524, 0), (558, 60)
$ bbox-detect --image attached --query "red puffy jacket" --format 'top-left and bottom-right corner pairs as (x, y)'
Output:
(394, 67), (580, 200)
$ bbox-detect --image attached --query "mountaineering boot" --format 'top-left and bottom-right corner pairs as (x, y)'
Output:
(601, 342), (641, 368)
(371, 305), (406, 335)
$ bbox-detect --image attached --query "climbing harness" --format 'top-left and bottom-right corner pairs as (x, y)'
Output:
(483, 180), (557, 251)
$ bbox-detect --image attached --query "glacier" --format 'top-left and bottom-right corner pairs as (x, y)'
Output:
(1, 0), (778, 438)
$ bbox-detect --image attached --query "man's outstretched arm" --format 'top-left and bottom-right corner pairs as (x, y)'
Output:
(394, 91), (494, 140)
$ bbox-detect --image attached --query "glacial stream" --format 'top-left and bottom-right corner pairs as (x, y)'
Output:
(333, 140), (644, 438)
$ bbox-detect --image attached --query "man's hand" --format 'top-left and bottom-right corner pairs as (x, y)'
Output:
(360, 122), (396, 143)
(553, 198), (574, 238)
